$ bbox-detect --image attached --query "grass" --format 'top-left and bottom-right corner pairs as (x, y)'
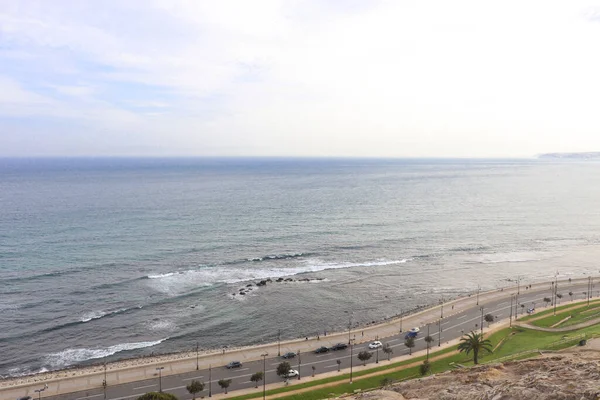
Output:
(528, 302), (600, 328)
(227, 321), (600, 400)
(519, 299), (600, 323)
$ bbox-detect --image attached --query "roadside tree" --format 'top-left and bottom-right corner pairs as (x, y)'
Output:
(357, 350), (372, 366)
(484, 314), (494, 327)
(218, 379), (232, 394)
(136, 393), (178, 400)
(543, 297), (551, 307)
(276, 362), (291, 380)
(250, 372), (263, 388)
(382, 343), (393, 361)
(404, 337), (415, 355)
(569, 291), (574, 301)
(419, 360), (431, 376)
(424, 336), (434, 360)
(557, 293), (563, 304)
(186, 380), (204, 400)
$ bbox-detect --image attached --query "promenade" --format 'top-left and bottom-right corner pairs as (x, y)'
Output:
(2, 277), (594, 400)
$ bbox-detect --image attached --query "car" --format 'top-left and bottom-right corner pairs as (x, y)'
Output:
(368, 340), (383, 349)
(527, 308), (535, 314)
(410, 327), (420, 333)
(287, 369), (299, 377)
(405, 331), (418, 339)
(17, 397), (32, 400)
(282, 352), (296, 359)
(315, 346), (330, 354)
(226, 361), (242, 369)
(330, 343), (348, 351)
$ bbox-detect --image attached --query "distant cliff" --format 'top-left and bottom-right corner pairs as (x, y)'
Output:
(539, 152), (600, 159)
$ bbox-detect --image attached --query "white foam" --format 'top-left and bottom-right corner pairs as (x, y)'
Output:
(146, 258), (409, 294)
(44, 339), (167, 368)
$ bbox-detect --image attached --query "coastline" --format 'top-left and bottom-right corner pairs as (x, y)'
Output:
(2, 276), (589, 395)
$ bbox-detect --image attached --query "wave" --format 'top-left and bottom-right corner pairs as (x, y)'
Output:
(80, 307), (131, 323)
(44, 339), (167, 368)
(466, 258), (543, 265)
(144, 258), (411, 294)
(247, 252), (307, 262)
(449, 246), (490, 253)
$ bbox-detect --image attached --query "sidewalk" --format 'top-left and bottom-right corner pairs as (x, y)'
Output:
(0, 277), (590, 399)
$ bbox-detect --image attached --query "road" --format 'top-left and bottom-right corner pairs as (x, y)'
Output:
(18, 279), (595, 400)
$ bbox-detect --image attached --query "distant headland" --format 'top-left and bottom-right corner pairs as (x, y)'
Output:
(538, 152), (600, 160)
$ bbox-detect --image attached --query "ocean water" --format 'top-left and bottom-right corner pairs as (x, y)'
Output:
(2, 157), (600, 377)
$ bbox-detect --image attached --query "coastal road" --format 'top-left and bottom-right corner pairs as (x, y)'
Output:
(20, 280), (595, 400)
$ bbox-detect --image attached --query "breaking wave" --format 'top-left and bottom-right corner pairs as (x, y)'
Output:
(44, 339), (167, 368)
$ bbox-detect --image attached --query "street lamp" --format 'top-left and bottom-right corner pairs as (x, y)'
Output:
(156, 367), (164, 392)
(196, 341), (199, 370)
(440, 298), (444, 319)
(399, 308), (403, 333)
(476, 285), (480, 305)
(34, 384), (48, 400)
(278, 329), (281, 357)
(261, 353), (268, 400)
(297, 350), (301, 380)
(509, 294), (514, 327)
(375, 335), (379, 364)
(480, 306), (484, 334)
(208, 364), (212, 397)
(346, 311), (353, 345)
(437, 319), (441, 347)
(349, 339), (355, 383)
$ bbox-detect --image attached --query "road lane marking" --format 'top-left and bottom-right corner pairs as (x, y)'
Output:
(133, 384), (157, 390)
(182, 376), (204, 381)
(324, 364), (340, 369)
(76, 394), (104, 400)
(457, 314), (467, 319)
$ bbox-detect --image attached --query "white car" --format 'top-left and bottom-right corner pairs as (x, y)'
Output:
(287, 369), (299, 377)
(368, 341), (383, 349)
(410, 327), (420, 333)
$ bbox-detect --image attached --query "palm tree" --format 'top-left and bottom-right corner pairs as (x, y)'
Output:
(186, 380), (205, 400)
(336, 359), (341, 371)
(404, 337), (415, 355)
(457, 331), (492, 365)
(484, 314), (494, 327)
(382, 343), (393, 361)
(569, 291), (574, 301)
(311, 365), (316, 377)
(250, 372), (263, 388)
(357, 350), (372, 366)
(556, 293), (563, 304)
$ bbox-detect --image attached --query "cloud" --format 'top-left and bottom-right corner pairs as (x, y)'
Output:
(1, 0), (600, 157)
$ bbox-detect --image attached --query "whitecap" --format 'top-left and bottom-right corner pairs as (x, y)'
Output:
(44, 339), (167, 368)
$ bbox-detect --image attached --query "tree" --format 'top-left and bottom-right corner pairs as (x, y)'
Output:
(186, 380), (204, 400)
(520, 304), (525, 314)
(404, 336), (415, 355)
(311, 365), (316, 377)
(557, 293), (563, 304)
(136, 393), (178, 400)
(457, 331), (492, 365)
(380, 377), (394, 387)
(569, 291), (574, 301)
(382, 343), (393, 361)
(484, 314), (494, 327)
(218, 379), (232, 394)
(419, 360), (431, 376)
(424, 336), (434, 360)
(250, 372), (263, 388)
(276, 361), (291, 380)
(357, 350), (372, 366)
(336, 359), (341, 371)
(543, 297), (551, 307)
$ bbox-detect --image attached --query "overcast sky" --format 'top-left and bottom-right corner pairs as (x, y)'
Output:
(1, 1), (600, 157)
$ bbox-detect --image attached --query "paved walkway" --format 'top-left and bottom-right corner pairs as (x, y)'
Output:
(0, 277), (592, 399)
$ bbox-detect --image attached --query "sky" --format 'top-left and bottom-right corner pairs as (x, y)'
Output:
(1, 1), (600, 158)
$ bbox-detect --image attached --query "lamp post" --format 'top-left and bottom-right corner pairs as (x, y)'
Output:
(480, 306), (484, 334)
(553, 274), (558, 315)
(261, 353), (268, 400)
(102, 363), (107, 400)
(156, 367), (164, 392)
(375, 335), (379, 364)
(509, 294), (513, 327)
(278, 329), (281, 356)
(208, 364), (212, 397)
(437, 319), (441, 347)
(196, 341), (199, 370)
(349, 339), (355, 384)
(346, 311), (353, 345)
(440, 298), (444, 319)
(399, 308), (403, 333)
(297, 350), (301, 380)
(476, 285), (480, 306)
(34, 384), (48, 400)
(426, 324), (430, 360)
(589, 276), (592, 307)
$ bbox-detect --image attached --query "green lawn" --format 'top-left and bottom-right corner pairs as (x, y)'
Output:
(519, 299), (600, 323)
(226, 322), (600, 400)
(528, 303), (600, 328)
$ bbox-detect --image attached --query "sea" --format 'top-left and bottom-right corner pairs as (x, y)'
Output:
(2, 157), (600, 378)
